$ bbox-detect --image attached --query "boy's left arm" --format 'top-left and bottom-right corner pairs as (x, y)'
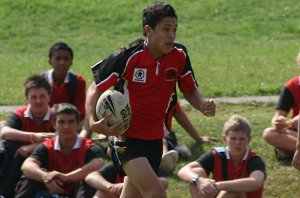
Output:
(56, 158), (104, 182)
(183, 89), (216, 117)
(215, 170), (265, 192)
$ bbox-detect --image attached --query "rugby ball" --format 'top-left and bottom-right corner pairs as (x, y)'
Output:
(96, 90), (132, 135)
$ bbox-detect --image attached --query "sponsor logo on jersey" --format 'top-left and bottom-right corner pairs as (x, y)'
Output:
(133, 68), (147, 83)
(165, 67), (178, 81)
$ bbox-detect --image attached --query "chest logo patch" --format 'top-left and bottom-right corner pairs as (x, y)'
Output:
(165, 68), (178, 81)
(133, 68), (147, 83)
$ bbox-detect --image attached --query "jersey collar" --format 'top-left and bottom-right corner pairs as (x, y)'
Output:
(54, 135), (81, 151)
(47, 69), (70, 83)
(225, 147), (250, 161)
(24, 105), (52, 121)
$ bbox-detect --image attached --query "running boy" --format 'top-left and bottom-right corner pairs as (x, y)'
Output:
(86, 2), (215, 198)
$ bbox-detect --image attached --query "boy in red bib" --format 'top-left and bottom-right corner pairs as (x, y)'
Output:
(14, 103), (104, 197)
(178, 115), (266, 198)
(0, 74), (55, 197)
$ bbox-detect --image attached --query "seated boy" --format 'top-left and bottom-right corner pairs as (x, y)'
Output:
(43, 42), (90, 137)
(0, 74), (55, 197)
(177, 115), (266, 198)
(262, 52), (300, 160)
(14, 103), (104, 198)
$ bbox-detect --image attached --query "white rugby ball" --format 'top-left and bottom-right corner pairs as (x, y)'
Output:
(96, 90), (132, 135)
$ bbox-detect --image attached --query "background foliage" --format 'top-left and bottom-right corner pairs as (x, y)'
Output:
(1, 0), (300, 197)
(1, 0), (300, 104)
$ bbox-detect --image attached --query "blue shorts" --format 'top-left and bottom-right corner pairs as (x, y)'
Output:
(108, 137), (163, 177)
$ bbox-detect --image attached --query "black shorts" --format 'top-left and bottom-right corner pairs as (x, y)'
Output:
(108, 137), (163, 177)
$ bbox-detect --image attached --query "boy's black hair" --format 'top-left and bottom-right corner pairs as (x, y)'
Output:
(53, 103), (80, 123)
(142, 2), (177, 35)
(24, 74), (52, 97)
(48, 42), (73, 59)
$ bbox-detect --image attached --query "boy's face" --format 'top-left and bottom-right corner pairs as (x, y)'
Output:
(145, 16), (177, 58)
(54, 113), (78, 139)
(48, 50), (73, 78)
(27, 87), (50, 117)
(224, 131), (251, 158)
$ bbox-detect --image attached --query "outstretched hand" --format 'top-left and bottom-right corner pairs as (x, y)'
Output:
(199, 136), (218, 144)
(201, 99), (216, 117)
(34, 133), (55, 143)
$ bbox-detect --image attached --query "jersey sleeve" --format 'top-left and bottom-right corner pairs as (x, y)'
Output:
(91, 52), (126, 92)
(176, 44), (198, 93)
(30, 143), (49, 169)
(196, 151), (214, 176)
(276, 86), (293, 112)
(247, 156), (266, 177)
(85, 144), (104, 163)
(6, 113), (22, 130)
(74, 76), (86, 120)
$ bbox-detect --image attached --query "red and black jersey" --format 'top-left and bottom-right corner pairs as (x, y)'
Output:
(43, 70), (86, 120)
(6, 105), (54, 145)
(277, 76), (300, 118)
(197, 147), (265, 198)
(92, 43), (198, 140)
(33, 136), (103, 196)
(164, 101), (181, 134)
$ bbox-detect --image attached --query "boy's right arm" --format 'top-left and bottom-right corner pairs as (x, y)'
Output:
(271, 110), (289, 131)
(0, 126), (54, 144)
(21, 157), (47, 182)
(85, 82), (123, 136)
(85, 171), (116, 192)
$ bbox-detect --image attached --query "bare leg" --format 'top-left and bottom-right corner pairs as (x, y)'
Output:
(121, 157), (166, 198)
(262, 127), (297, 152)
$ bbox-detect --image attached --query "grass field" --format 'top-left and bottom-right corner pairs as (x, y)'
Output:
(1, 0), (300, 104)
(1, 0), (300, 197)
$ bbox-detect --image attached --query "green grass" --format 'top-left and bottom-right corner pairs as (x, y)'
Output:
(2, 102), (298, 197)
(1, 0), (300, 104)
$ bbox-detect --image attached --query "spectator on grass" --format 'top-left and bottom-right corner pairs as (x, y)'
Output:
(262, 52), (300, 160)
(14, 103), (104, 198)
(0, 74), (55, 197)
(42, 42), (91, 138)
(177, 115), (266, 198)
(84, 162), (168, 198)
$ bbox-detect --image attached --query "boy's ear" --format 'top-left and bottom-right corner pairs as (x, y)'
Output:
(144, 25), (151, 35)
(52, 122), (56, 130)
(48, 58), (51, 65)
(222, 135), (226, 142)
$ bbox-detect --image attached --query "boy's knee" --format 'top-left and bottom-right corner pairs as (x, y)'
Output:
(262, 127), (274, 140)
